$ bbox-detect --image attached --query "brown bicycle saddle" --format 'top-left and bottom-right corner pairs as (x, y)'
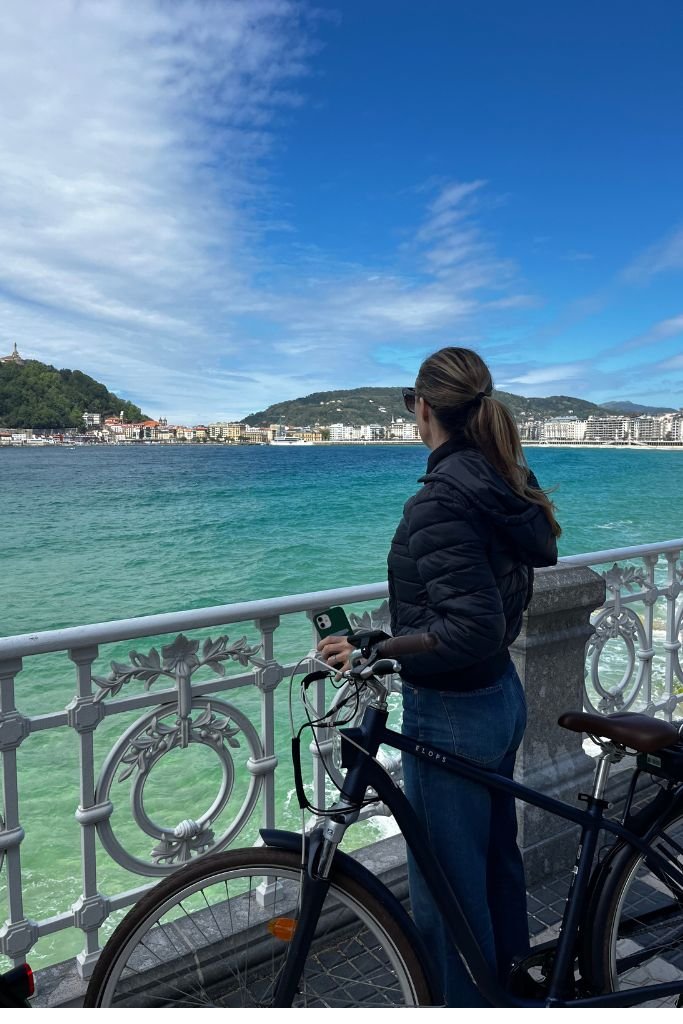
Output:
(558, 711), (679, 753)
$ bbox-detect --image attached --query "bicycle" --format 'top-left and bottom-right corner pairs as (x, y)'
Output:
(84, 631), (683, 1007)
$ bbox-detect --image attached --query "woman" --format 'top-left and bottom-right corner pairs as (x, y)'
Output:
(318, 347), (560, 1006)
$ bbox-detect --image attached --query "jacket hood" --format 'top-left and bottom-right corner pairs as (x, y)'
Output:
(418, 447), (558, 568)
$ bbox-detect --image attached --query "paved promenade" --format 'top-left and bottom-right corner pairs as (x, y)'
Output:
(32, 836), (680, 1008)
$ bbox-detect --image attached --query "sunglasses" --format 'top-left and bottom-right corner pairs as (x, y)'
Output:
(402, 387), (417, 414)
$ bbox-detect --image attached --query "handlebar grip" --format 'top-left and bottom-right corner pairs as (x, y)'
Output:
(375, 633), (438, 658)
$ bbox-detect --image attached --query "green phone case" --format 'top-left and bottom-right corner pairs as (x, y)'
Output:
(313, 606), (352, 639)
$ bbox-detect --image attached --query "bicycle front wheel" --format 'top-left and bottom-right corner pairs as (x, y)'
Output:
(84, 846), (433, 1007)
(586, 807), (683, 1006)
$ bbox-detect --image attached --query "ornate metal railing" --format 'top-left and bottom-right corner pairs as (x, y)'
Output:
(0, 585), (391, 978)
(1, 540), (682, 980)
(561, 539), (683, 717)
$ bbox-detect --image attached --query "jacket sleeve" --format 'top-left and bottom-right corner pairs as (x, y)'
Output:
(396, 483), (507, 677)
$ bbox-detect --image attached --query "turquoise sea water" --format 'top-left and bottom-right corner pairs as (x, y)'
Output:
(3, 443), (679, 635)
(1, 443), (682, 969)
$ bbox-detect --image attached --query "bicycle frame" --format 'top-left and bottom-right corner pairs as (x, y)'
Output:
(275, 700), (683, 1008)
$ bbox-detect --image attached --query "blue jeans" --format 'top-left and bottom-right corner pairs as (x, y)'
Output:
(401, 661), (529, 1007)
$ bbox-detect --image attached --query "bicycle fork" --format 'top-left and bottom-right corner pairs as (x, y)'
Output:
(272, 707), (387, 1006)
(270, 814), (359, 1006)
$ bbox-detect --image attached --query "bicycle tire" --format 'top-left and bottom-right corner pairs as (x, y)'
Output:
(584, 805), (683, 1006)
(84, 846), (433, 1007)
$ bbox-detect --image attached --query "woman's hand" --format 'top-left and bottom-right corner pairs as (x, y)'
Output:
(317, 635), (355, 676)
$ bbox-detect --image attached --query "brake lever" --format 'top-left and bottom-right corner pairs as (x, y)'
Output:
(360, 658), (400, 679)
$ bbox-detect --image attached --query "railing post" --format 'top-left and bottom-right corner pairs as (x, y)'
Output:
(510, 565), (606, 885)
(664, 549), (683, 704)
(0, 656), (37, 967)
(305, 612), (331, 818)
(67, 645), (110, 979)
(252, 617), (282, 833)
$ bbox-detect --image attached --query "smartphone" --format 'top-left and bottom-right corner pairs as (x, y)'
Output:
(313, 606), (352, 640)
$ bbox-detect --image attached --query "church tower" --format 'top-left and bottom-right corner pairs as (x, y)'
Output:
(1, 343), (25, 366)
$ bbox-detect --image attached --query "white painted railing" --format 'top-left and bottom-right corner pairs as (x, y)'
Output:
(0, 541), (682, 980)
(567, 540), (683, 716)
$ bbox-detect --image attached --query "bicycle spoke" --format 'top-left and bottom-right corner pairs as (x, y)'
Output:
(86, 852), (427, 1007)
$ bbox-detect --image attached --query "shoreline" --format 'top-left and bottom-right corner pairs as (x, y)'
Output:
(2, 440), (683, 451)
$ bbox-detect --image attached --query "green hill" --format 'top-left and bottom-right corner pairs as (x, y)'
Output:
(0, 359), (146, 429)
(600, 400), (678, 415)
(242, 387), (606, 428)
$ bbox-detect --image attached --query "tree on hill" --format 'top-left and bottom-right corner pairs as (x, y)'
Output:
(0, 360), (146, 429)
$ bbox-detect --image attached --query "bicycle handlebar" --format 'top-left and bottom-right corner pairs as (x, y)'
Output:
(373, 633), (438, 659)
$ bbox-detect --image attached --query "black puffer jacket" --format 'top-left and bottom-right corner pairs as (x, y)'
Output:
(388, 437), (558, 690)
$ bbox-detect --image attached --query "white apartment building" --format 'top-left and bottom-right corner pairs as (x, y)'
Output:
(583, 416), (629, 443)
(328, 423), (363, 441)
(389, 419), (419, 441)
(630, 417), (664, 442)
(243, 425), (269, 443)
(207, 421), (244, 441)
(669, 414), (683, 442)
(517, 419), (543, 441)
(541, 417), (587, 442)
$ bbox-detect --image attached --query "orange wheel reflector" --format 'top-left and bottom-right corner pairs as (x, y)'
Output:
(267, 917), (298, 941)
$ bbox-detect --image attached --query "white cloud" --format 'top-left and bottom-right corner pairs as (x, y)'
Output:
(1, 0), (314, 407)
(658, 354), (683, 371)
(0, 7), (528, 420)
(622, 225), (683, 282)
(623, 313), (683, 350)
(500, 363), (588, 387)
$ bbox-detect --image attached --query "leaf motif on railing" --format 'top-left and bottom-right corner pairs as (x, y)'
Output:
(349, 600), (391, 634)
(151, 819), (215, 865)
(118, 717), (181, 782)
(602, 563), (647, 594)
(129, 648), (163, 686)
(193, 704), (241, 750)
(598, 690), (626, 714)
(161, 635), (200, 675)
(93, 632), (266, 701)
(116, 704), (242, 785)
(92, 666), (143, 701)
(588, 610), (640, 654)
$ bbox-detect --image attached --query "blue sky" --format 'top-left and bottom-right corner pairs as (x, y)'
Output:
(1, 0), (682, 422)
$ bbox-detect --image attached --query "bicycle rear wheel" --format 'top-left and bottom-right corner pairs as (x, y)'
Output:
(84, 846), (433, 1007)
(586, 807), (683, 1006)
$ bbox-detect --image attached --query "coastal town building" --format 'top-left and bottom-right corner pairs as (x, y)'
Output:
(5, 391), (683, 448)
(583, 416), (629, 443)
(208, 421), (243, 441)
(327, 422), (384, 441)
(542, 417), (587, 442)
(244, 425), (270, 443)
(517, 419), (543, 441)
(388, 418), (419, 441)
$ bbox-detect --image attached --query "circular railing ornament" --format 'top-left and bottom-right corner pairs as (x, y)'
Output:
(94, 697), (264, 876)
(585, 606), (648, 714)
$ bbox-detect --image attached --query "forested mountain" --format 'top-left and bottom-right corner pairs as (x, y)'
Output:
(0, 359), (145, 429)
(600, 400), (678, 415)
(242, 387), (607, 428)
